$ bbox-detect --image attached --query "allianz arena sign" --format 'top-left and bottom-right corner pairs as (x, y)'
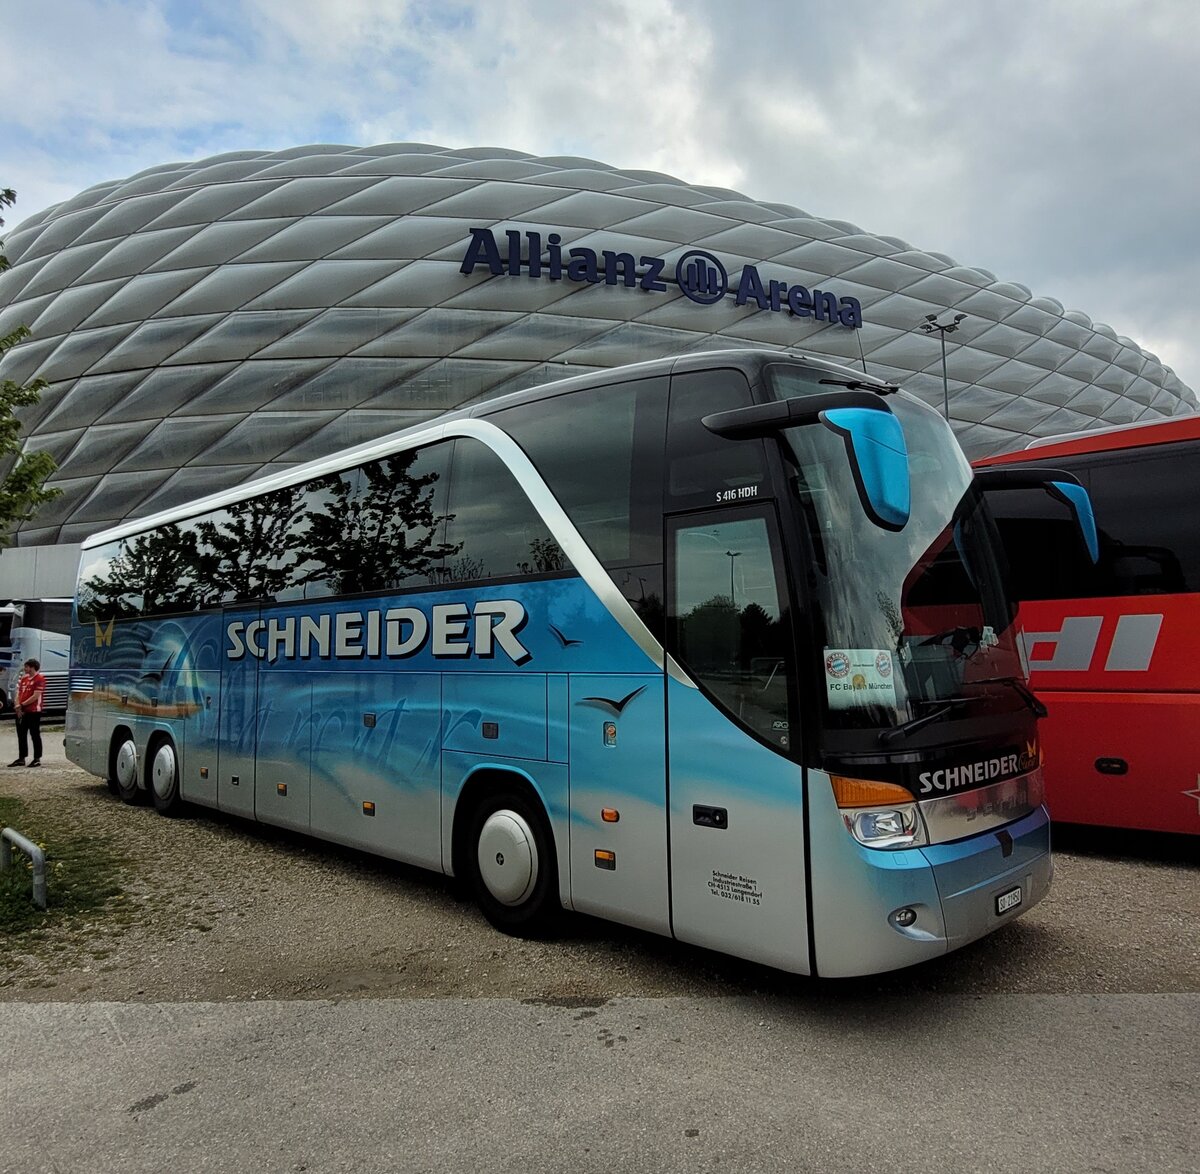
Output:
(460, 226), (864, 329)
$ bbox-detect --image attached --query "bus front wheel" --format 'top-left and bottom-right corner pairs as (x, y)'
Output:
(150, 739), (182, 816)
(111, 736), (140, 805)
(467, 789), (559, 936)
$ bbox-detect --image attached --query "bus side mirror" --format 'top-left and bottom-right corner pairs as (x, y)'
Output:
(974, 466), (1100, 564)
(818, 408), (911, 531)
(1045, 480), (1099, 563)
(702, 392), (911, 531)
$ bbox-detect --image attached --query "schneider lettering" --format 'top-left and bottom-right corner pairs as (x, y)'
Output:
(461, 227), (863, 329)
(226, 600), (530, 665)
(918, 754), (1022, 796)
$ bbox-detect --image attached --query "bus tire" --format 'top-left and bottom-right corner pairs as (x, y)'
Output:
(467, 788), (559, 937)
(149, 737), (182, 817)
(111, 734), (141, 805)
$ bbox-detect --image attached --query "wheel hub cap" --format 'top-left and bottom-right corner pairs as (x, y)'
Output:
(477, 811), (538, 906)
(152, 745), (176, 799)
(115, 741), (138, 788)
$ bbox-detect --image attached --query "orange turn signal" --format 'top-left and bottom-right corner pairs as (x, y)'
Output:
(601, 808), (620, 823)
(830, 775), (915, 809)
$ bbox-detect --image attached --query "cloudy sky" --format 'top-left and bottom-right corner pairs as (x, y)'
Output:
(4, 0), (1198, 391)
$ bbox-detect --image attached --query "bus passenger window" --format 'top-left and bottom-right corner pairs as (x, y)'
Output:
(670, 514), (794, 749)
(197, 485), (309, 605)
(494, 376), (666, 571)
(667, 370), (769, 509)
(76, 539), (144, 621)
(288, 470), (364, 599)
(443, 439), (567, 583)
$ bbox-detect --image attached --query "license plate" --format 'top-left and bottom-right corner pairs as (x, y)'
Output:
(996, 886), (1023, 915)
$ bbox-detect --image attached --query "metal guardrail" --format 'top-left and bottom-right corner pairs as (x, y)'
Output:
(1, 826), (47, 909)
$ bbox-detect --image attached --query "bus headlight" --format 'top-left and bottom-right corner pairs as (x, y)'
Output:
(843, 805), (926, 849)
(831, 775), (928, 850)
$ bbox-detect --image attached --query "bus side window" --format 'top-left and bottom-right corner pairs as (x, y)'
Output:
(669, 512), (795, 749)
(494, 376), (666, 571)
(442, 438), (567, 583)
(991, 445), (1199, 602)
(195, 484), (311, 606)
(75, 539), (144, 621)
(357, 447), (454, 592)
(286, 445), (456, 600)
(287, 469), (363, 600)
(1082, 448), (1198, 595)
(667, 369), (769, 510)
(990, 486), (1098, 602)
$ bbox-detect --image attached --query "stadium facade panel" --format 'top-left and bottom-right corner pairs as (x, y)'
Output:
(0, 142), (1193, 559)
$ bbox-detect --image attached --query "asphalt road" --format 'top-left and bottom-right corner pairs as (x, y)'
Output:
(1, 992), (1195, 1173)
(1, 741), (1196, 1172)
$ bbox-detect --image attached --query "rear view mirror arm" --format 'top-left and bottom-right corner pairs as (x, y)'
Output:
(701, 390), (891, 439)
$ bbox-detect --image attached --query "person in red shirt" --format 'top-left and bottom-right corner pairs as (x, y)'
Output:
(9, 659), (45, 768)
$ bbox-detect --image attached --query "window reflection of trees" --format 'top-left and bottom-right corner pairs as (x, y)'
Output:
(81, 524), (203, 619)
(295, 453), (459, 597)
(79, 440), (578, 621)
(678, 594), (792, 746)
(198, 486), (305, 604)
(518, 537), (567, 576)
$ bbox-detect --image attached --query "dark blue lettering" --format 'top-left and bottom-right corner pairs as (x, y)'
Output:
(603, 251), (638, 288)
(812, 289), (839, 322)
(639, 257), (667, 291)
(568, 247), (600, 283)
(462, 226), (864, 329)
(787, 285), (812, 317)
(735, 265), (769, 309)
(526, 231), (542, 278)
(460, 227), (504, 276)
(505, 230), (522, 276)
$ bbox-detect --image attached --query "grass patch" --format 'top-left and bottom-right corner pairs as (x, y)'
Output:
(0, 795), (125, 937)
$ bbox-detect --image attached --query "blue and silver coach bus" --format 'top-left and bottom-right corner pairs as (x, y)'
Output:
(66, 350), (1088, 977)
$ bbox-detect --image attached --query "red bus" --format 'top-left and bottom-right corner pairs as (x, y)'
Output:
(975, 414), (1200, 835)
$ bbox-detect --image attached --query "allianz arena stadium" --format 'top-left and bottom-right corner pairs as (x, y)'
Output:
(0, 142), (1194, 593)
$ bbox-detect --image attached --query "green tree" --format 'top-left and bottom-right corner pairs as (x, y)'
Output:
(0, 188), (60, 546)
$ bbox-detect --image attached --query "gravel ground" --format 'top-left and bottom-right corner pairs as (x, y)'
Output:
(1, 736), (1197, 1004)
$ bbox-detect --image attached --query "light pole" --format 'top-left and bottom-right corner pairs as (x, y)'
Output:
(919, 312), (967, 420)
(725, 550), (741, 605)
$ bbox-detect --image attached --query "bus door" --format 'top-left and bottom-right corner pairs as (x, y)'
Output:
(665, 509), (811, 975)
(216, 605), (260, 819)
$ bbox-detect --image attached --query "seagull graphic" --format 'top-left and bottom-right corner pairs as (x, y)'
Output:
(548, 623), (582, 648)
(580, 685), (647, 715)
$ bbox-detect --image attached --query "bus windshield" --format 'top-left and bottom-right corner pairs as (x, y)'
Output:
(769, 366), (1025, 737)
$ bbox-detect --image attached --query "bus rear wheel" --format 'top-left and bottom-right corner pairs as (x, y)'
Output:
(468, 789), (559, 936)
(150, 739), (182, 816)
(112, 736), (140, 805)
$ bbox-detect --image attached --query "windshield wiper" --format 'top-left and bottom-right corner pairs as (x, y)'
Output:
(878, 698), (972, 746)
(918, 626), (984, 658)
(818, 377), (899, 394)
(973, 676), (1048, 719)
